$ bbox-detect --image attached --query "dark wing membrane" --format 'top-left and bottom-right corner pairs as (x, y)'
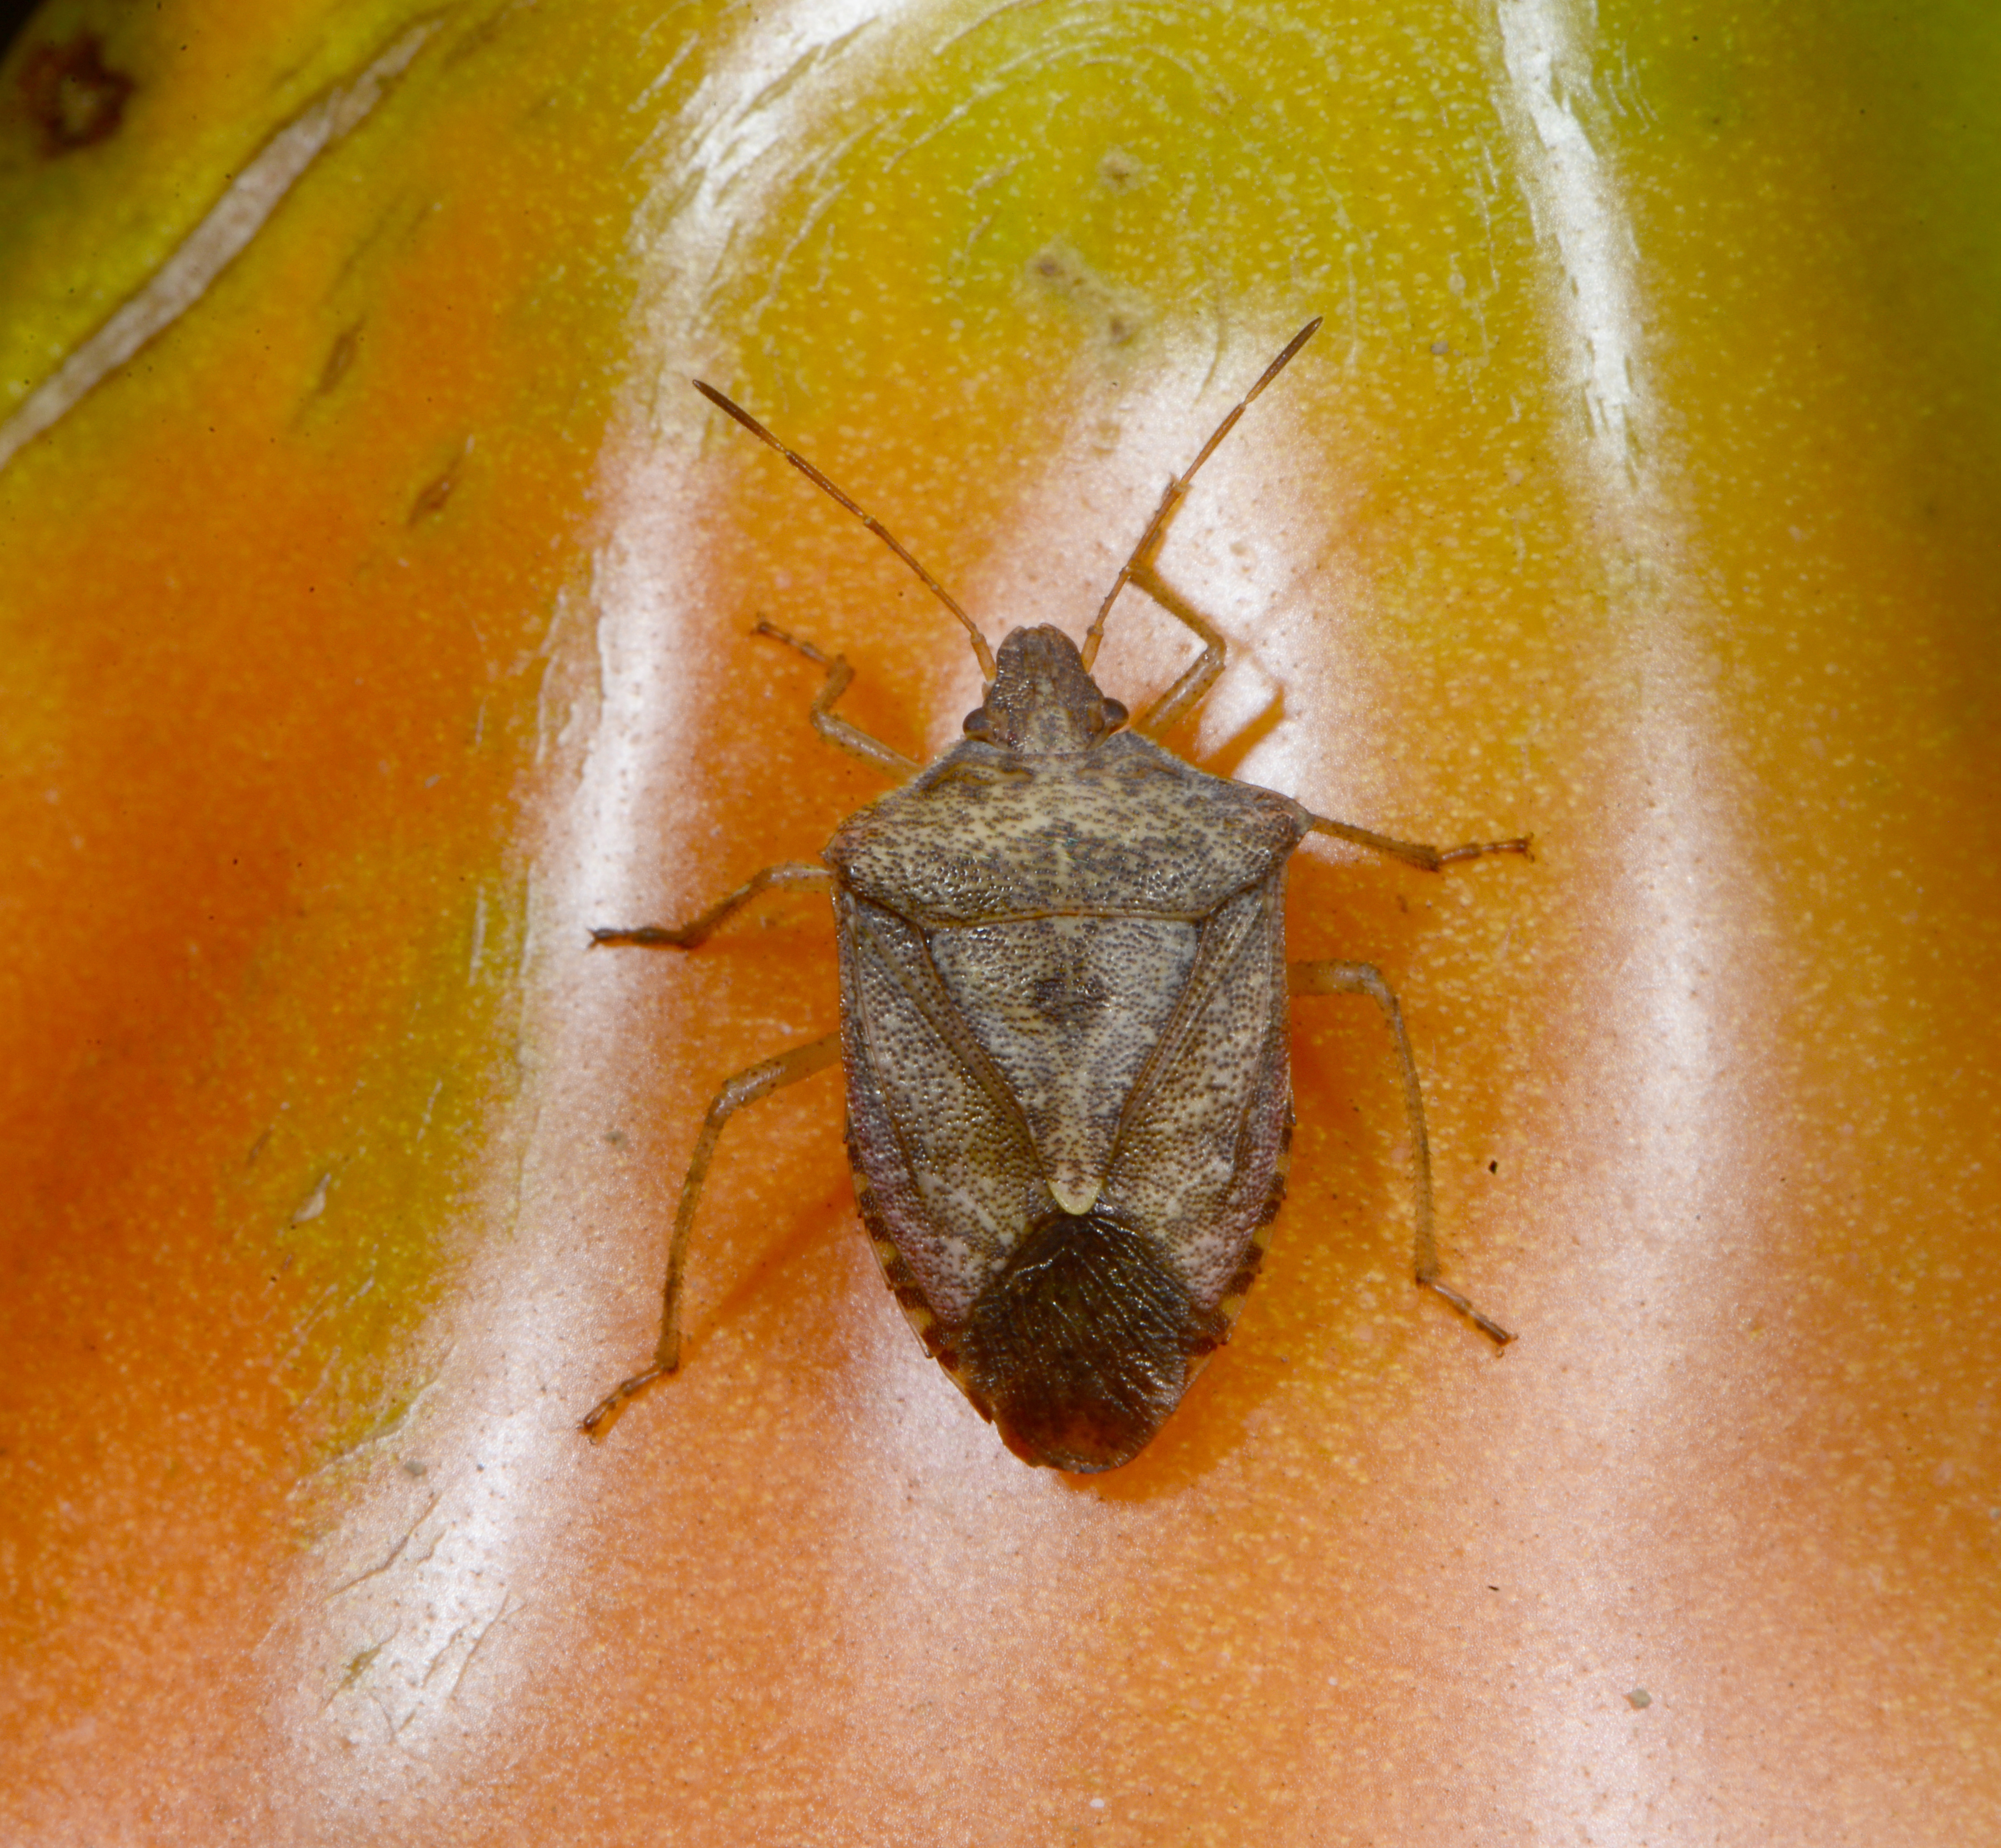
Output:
(960, 1209), (1227, 1473)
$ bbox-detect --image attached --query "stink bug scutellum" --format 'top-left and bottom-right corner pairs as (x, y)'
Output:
(582, 320), (1529, 1472)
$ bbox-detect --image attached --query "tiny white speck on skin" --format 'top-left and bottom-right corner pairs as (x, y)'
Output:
(1089, 1797), (1106, 1810)
(290, 1171), (333, 1226)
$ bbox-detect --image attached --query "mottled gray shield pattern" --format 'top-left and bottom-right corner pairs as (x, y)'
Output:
(583, 321), (1529, 1472)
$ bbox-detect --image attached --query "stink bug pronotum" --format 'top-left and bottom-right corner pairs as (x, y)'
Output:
(583, 320), (1529, 1472)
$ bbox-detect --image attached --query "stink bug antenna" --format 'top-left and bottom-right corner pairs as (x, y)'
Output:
(692, 379), (998, 682)
(1080, 316), (1323, 672)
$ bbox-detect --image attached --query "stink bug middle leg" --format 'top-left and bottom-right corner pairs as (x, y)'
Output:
(590, 860), (832, 951)
(584, 317), (1533, 1469)
(579, 620), (912, 1440)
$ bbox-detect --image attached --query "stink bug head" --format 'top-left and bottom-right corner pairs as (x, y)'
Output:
(582, 319), (1527, 1470)
(961, 625), (1129, 753)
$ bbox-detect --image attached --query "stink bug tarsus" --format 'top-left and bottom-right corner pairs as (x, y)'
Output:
(583, 319), (1528, 1471)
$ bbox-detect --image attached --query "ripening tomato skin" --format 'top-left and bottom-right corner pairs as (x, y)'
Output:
(2, 2), (1997, 1842)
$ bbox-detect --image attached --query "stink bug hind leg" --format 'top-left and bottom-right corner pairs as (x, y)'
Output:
(579, 1361), (675, 1441)
(1415, 1275), (1516, 1348)
(1288, 957), (1515, 1348)
(579, 1030), (843, 1442)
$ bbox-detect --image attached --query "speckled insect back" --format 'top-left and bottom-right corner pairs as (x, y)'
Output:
(834, 629), (1307, 1468)
(582, 320), (1530, 1471)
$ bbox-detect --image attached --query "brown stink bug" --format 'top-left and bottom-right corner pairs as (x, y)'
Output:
(582, 320), (1529, 1472)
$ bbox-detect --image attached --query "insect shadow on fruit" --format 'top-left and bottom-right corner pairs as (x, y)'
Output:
(582, 318), (1529, 1471)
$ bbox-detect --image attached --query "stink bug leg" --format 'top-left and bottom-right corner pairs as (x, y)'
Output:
(1305, 813), (1533, 873)
(582, 617), (925, 1439)
(586, 318), (1532, 1468)
(750, 620), (920, 780)
(1288, 958), (1515, 1346)
(590, 861), (832, 950)
(579, 1030), (841, 1441)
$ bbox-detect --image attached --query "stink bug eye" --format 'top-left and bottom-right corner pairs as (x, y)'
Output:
(583, 320), (1532, 1469)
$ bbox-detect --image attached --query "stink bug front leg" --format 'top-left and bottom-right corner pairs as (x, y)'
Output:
(580, 1030), (842, 1440)
(1126, 548), (1229, 739)
(752, 620), (921, 780)
(1288, 958), (1515, 1346)
(1078, 317), (1324, 733)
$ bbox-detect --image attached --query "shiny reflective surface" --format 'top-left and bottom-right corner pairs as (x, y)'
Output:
(2, 0), (1997, 1840)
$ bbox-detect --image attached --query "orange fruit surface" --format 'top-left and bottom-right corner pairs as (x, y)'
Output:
(2, 1), (1997, 1841)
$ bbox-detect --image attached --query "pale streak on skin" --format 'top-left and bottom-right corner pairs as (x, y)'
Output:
(0, 18), (439, 474)
(1496, 0), (1643, 477)
(271, 0), (926, 1803)
(1493, 0), (1758, 1836)
(1498, 0), (1725, 1346)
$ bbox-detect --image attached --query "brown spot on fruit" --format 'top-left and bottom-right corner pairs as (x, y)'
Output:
(407, 442), (468, 522)
(19, 31), (134, 156)
(318, 325), (361, 395)
(1098, 148), (1145, 191)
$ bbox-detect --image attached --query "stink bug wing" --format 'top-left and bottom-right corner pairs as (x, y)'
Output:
(928, 914), (1199, 1211)
(839, 894), (1048, 1329)
(1098, 873), (1294, 1317)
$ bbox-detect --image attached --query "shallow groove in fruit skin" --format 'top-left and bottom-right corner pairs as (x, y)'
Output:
(0, 19), (435, 474)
